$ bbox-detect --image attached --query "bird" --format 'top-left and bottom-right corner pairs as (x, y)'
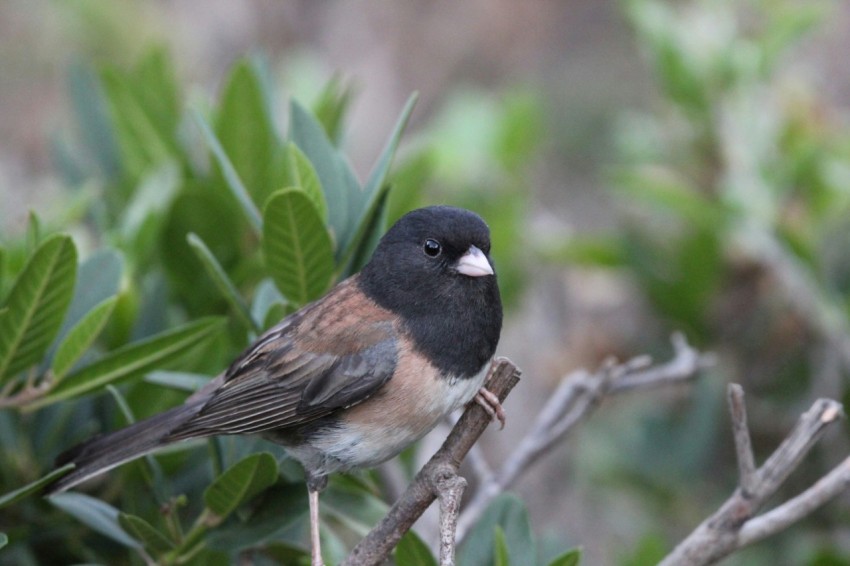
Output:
(47, 205), (504, 566)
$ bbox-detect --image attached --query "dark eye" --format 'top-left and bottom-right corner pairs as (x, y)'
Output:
(423, 238), (442, 257)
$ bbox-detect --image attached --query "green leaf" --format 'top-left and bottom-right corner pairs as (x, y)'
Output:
(58, 249), (123, 341)
(204, 452), (278, 522)
(145, 371), (212, 393)
(395, 530), (438, 566)
(216, 60), (279, 208)
(289, 99), (361, 251)
(187, 233), (260, 333)
(0, 235), (77, 382)
(548, 548), (582, 566)
(340, 183), (390, 276)
(29, 317), (225, 410)
(458, 494), (536, 566)
(286, 142), (328, 223)
(0, 463), (74, 509)
(494, 526), (510, 566)
(359, 93), (417, 219)
(66, 61), (121, 180)
(50, 492), (141, 549)
(101, 68), (175, 178)
(250, 278), (287, 328)
(312, 76), (355, 146)
(51, 296), (118, 381)
(205, 482), (308, 552)
(132, 48), (181, 148)
(0, 532), (6, 550)
(263, 188), (335, 305)
(26, 211), (42, 250)
(119, 513), (175, 554)
(192, 109), (263, 232)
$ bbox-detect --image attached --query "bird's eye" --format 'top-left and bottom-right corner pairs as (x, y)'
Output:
(423, 238), (442, 257)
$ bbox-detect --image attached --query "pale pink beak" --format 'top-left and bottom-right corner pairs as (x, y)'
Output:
(456, 245), (494, 277)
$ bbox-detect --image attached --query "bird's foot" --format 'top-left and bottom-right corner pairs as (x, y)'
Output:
(473, 387), (505, 429)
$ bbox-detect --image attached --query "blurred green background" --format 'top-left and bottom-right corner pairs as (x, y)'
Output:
(2, 0), (850, 564)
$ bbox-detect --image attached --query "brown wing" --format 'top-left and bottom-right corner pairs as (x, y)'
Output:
(168, 278), (399, 439)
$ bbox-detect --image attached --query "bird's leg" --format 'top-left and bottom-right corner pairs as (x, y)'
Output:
(473, 387), (506, 429)
(306, 474), (328, 566)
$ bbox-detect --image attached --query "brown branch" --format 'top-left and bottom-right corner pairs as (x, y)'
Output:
(341, 358), (522, 566)
(457, 333), (713, 539)
(659, 386), (846, 565)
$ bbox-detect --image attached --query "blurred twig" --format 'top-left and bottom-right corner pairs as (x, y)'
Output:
(457, 333), (714, 540)
(660, 385), (847, 565)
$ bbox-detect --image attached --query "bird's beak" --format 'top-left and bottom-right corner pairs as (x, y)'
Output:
(456, 245), (494, 277)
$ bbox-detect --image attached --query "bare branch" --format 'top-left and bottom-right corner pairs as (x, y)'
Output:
(739, 457), (850, 546)
(457, 333), (713, 540)
(342, 358), (521, 566)
(728, 384), (756, 495)
(659, 390), (847, 566)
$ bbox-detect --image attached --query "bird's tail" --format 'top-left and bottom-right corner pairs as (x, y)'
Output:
(46, 400), (206, 494)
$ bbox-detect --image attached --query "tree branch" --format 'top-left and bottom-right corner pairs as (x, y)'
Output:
(341, 358), (522, 566)
(457, 333), (713, 539)
(659, 386), (846, 565)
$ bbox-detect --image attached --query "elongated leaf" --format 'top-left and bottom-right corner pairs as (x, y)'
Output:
(458, 494), (536, 566)
(250, 278), (286, 328)
(340, 183), (390, 276)
(286, 142), (327, 222)
(119, 513), (174, 554)
(0, 235), (77, 382)
(59, 250), (123, 340)
(50, 492), (141, 549)
(26, 211), (42, 250)
(51, 296), (117, 381)
(145, 370), (212, 392)
(0, 245), (6, 293)
(313, 76), (355, 146)
(360, 94), (417, 218)
(187, 233), (259, 333)
(204, 452), (278, 522)
(0, 464), (74, 509)
(101, 69), (175, 178)
(216, 60), (279, 208)
(547, 548), (583, 566)
(395, 530), (438, 566)
(67, 61), (121, 179)
(289, 100), (361, 250)
(263, 188), (334, 305)
(0, 532), (6, 549)
(29, 317), (225, 410)
(193, 109), (262, 231)
(494, 526), (510, 566)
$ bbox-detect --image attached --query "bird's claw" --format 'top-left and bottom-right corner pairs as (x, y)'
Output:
(473, 387), (506, 429)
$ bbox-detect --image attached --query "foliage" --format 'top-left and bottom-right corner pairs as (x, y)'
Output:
(543, 0), (850, 563)
(0, 48), (554, 564)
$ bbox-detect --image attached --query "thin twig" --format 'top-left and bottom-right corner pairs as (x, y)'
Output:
(728, 384), (756, 495)
(659, 387), (846, 565)
(457, 333), (712, 539)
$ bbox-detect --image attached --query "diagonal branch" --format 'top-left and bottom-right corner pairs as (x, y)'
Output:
(659, 386), (846, 565)
(341, 358), (522, 566)
(457, 333), (713, 539)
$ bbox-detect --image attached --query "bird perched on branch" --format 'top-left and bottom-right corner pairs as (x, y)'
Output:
(48, 205), (504, 566)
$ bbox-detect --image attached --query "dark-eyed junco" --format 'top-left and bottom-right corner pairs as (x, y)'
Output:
(48, 205), (503, 565)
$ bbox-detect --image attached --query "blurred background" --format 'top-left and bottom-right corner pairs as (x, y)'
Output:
(2, 0), (850, 564)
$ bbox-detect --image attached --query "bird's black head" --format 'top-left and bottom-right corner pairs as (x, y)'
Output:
(359, 206), (503, 378)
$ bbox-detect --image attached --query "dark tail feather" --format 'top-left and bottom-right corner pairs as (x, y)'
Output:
(47, 401), (206, 494)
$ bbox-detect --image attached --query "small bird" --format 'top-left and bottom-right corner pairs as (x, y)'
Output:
(48, 205), (504, 565)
